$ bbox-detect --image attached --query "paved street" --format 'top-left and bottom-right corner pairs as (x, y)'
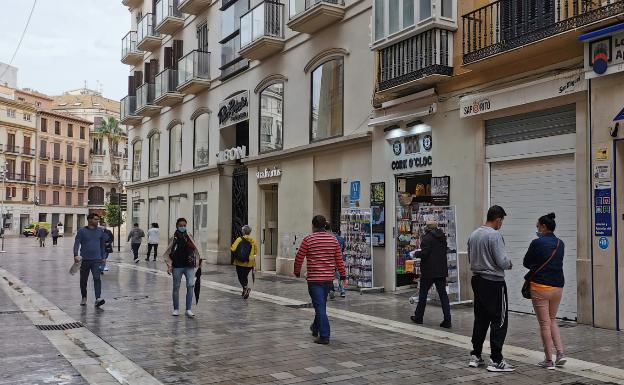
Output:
(1, 237), (623, 385)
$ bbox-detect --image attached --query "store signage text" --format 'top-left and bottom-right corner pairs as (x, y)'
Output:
(256, 167), (281, 179)
(462, 98), (491, 117)
(391, 155), (432, 171)
(558, 75), (582, 94)
(218, 92), (249, 128)
(594, 186), (612, 237)
(217, 146), (247, 163)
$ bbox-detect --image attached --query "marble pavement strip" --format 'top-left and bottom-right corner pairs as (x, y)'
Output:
(0, 266), (164, 385)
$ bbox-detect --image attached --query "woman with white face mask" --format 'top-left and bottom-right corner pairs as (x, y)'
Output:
(163, 218), (201, 318)
(523, 213), (566, 370)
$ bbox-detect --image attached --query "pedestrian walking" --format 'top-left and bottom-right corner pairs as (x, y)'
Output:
(163, 218), (201, 318)
(146, 223), (160, 261)
(294, 215), (347, 345)
(523, 213), (567, 370)
(328, 224), (346, 299)
(34, 224), (39, 241)
(230, 225), (257, 299)
(73, 213), (107, 307)
(51, 225), (60, 246)
(127, 223), (145, 263)
(410, 221), (452, 328)
(101, 224), (114, 273)
(57, 222), (64, 236)
(37, 226), (49, 247)
(467, 205), (514, 372)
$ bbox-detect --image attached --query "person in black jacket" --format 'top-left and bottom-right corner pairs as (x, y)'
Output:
(411, 221), (452, 328)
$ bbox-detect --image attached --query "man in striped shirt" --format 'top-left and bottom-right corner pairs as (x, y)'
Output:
(294, 215), (347, 345)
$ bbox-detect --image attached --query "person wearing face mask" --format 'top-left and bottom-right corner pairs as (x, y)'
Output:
(163, 218), (201, 318)
(523, 213), (566, 370)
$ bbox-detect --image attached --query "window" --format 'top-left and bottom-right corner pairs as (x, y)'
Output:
(88, 187), (104, 205)
(80, 126), (85, 139)
(132, 200), (141, 228)
(169, 124), (182, 173)
(67, 124), (73, 137)
(441, 0), (452, 18)
(78, 170), (85, 187)
(55, 121), (61, 135)
(220, 0), (250, 79)
(197, 22), (209, 51)
(66, 145), (73, 162)
(78, 147), (85, 163)
(374, 0), (435, 41)
(23, 113), (32, 122)
(310, 59), (344, 142)
(53, 143), (61, 160)
(194, 114), (209, 167)
(41, 118), (48, 132)
(149, 133), (160, 178)
(91, 162), (103, 175)
(24, 136), (31, 153)
(40, 140), (47, 158)
(7, 109), (15, 118)
(39, 190), (47, 205)
(39, 164), (47, 182)
(53, 191), (60, 205)
(7, 133), (15, 151)
(94, 116), (103, 130)
(78, 193), (84, 206)
(66, 168), (73, 185)
(53, 166), (60, 185)
(6, 187), (16, 199)
(169, 196), (181, 234)
(193, 192), (209, 250)
(65, 192), (72, 206)
(259, 82), (284, 153)
(133, 141), (142, 181)
(22, 188), (29, 201)
(148, 198), (159, 228)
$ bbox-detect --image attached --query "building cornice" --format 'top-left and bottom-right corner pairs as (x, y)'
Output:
(126, 165), (221, 189)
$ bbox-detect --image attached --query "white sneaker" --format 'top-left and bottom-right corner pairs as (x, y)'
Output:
(469, 355), (485, 368)
(172, 310), (179, 316)
(487, 359), (515, 372)
(103, 266), (109, 272)
(185, 310), (195, 318)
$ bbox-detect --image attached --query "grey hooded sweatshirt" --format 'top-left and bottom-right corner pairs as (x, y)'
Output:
(467, 226), (512, 281)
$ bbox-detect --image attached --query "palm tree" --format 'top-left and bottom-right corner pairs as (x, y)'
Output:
(93, 116), (125, 182)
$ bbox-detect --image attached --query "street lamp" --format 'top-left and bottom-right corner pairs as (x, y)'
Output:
(0, 162), (7, 253)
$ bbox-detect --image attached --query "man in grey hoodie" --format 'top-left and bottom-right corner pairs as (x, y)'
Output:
(467, 205), (514, 373)
(127, 223), (145, 263)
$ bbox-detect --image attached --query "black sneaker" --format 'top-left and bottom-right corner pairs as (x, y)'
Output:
(439, 320), (452, 329)
(410, 316), (423, 324)
(487, 359), (515, 372)
(145, 257), (150, 261)
(310, 325), (318, 337)
(95, 298), (105, 308)
(134, 258), (139, 264)
(314, 337), (330, 345)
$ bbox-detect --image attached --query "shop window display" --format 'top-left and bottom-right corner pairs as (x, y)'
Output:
(341, 208), (374, 288)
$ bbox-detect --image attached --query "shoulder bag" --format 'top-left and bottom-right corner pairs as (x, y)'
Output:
(521, 239), (560, 299)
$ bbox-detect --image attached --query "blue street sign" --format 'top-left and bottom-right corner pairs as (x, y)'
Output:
(350, 181), (361, 202)
(599, 237), (609, 250)
(614, 107), (624, 121)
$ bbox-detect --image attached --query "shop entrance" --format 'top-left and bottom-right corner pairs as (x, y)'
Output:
(395, 172), (432, 288)
(19, 215), (29, 234)
(231, 166), (248, 242)
(314, 180), (342, 230)
(261, 186), (278, 272)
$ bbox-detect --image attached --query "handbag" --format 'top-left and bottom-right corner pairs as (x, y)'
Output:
(521, 239), (560, 299)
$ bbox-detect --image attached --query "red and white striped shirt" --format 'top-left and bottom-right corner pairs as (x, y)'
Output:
(294, 232), (347, 282)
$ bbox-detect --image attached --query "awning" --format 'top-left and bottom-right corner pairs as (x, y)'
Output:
(368, 103), (436, 127)
(579, 22), (624, 42)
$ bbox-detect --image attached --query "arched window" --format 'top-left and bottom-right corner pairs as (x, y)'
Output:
(148, 132), (160, 178)
(169, 124), (182, 173)
(132, 141), (142, 182)
(259, 82), (284, 153)
(194, 114), (209, 167)
(310, 58), (344, 142)
(88, 187), (105, 205)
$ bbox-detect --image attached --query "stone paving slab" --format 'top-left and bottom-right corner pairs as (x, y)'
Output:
(0, 238), (619, 385)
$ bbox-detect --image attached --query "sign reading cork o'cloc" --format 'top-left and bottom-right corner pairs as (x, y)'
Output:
(218, 91), (249, 129)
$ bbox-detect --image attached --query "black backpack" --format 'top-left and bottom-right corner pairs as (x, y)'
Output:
(234, 238), (252, 263)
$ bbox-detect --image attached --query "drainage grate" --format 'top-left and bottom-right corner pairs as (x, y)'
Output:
(35, 322), (84, 331)
(284, 303), (313, 309)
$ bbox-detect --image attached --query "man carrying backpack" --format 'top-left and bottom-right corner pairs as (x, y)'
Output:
(230, 225), (257, 299)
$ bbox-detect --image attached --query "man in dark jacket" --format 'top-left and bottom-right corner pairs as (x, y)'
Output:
(411, 221), (452, 328)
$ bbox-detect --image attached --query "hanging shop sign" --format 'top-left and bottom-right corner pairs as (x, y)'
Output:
(370, 182), (385, 247)
(583, 30), (624, 79)
(256, 167), (282, 179)
(431, 176), (450, 206)
(460, 70), (586, 118)
(218, 91), (249, 128)
(216, 145), (247, 164)
(594, 184), (612, 237)
(389, 133), (432, 173)
(350, 181), (361, 204)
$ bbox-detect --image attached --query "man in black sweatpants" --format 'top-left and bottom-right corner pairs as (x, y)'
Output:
(467, 205), (514, 372)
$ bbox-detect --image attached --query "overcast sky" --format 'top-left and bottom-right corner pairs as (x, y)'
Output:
(0, 0), (128, 100)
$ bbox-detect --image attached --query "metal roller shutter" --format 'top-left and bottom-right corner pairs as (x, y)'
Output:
(490, 155), (577, 320)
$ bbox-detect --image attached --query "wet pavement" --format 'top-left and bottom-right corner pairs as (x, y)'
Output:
(0, 236), (622, 385)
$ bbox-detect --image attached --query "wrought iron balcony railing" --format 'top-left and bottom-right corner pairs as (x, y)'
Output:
(462, 0), (624, 64)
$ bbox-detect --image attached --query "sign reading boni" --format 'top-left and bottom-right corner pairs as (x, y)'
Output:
(218, 91), (249, 129)
(217, 145), (247, 164)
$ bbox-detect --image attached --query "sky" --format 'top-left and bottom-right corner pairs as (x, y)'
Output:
(0, 0), (129, 101)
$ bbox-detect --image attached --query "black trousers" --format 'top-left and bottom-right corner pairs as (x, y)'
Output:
(235, 265), (253, 288)
(147, 243), (158, 258)
(131, 243), (140, 259)
(470, 275), (509, 363)
(414, 277), (451, 322)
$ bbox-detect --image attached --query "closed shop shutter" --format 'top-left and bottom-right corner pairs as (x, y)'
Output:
(490, 154), (577, 320)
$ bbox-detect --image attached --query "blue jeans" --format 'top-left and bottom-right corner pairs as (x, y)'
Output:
(308, 282), (333, 339)
(172, 267), (194, 311)
(333, 271), (346, 295)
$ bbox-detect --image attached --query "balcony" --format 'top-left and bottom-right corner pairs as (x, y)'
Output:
(121, 95), (143, 125)
(6, 173), (36, 183)
(121, 31), (144, 65)
(122, 0), (143, 7)
(154, 68), (184, 107)
(89, 172), (117, 183)
(78, 181), (88, 189)
(376, 29), (453, 101)
(52, 178), (61, 186)
(155, 0), (185, 36)
(91, 149), (106, 156)
(39, 151), (50, 160)
(462, 0), (624, 66)
(5, 145), (20, 155)
(78, 158), (88, 166)
(178, 0), (210, 14)
(21, 147), (35, 157)
(65, 181), (78, 188)
(239, 1), (285, 61)
(287, 0), (345, 34)
(178, 50), (211, 94)
(136, 83), (161, 117)
(52, 154), (64, 163)
(137, 14), (162, 52)
(66, 157), (76, 165)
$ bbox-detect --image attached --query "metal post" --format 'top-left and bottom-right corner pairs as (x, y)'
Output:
(117, 191), (121, 252)
(0, 163), (6, 253)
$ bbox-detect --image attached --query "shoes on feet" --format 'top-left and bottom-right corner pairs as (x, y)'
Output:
(410, 316), (423, 324)
(80, 298), (87, 306)
(468, 355), (485, 368)
(329, 291), (335, 300)
(340, 292), (346, 298)
(487, 359), (515, 372)
(172, 309), (180, 316)
(145, 257), (150, 261)
(185, 310), (195, 318)
(537, 360), (555, 370)
(243, 288), (251, 299)
(103, 266), (109, 272)
(555, 353), (567, 367)
(314, 337), (330, 345)
(134, 258), (139, 264)
(310, 325), (318, 337)
(153, 258), (157, 262)
(439, 320), (452, 329)
(95, 298), (105, 308)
